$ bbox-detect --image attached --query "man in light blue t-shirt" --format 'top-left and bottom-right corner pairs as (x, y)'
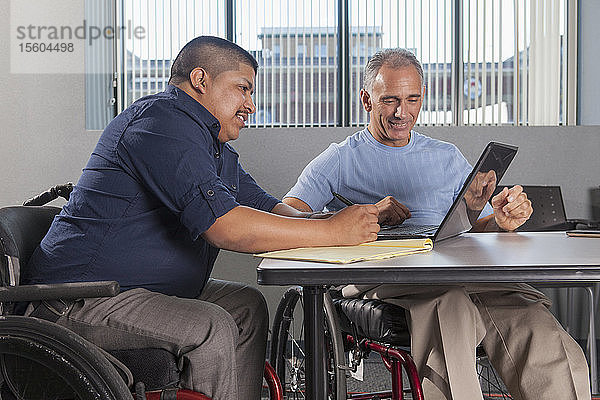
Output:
(283, 49), (590, 400)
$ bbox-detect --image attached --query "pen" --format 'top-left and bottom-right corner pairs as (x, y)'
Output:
(332, 192), (354, 206)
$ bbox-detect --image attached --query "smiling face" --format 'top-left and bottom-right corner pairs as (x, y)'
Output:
(361, 65), (424, 147)
(200, 62), (257, 143)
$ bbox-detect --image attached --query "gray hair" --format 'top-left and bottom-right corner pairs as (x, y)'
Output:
(363, 48), (424, 92)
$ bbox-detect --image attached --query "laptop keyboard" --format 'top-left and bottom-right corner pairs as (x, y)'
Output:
(379, 224), (439, 235)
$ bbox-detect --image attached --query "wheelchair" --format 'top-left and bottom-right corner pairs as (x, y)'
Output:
(0, 184), (283, 400)
(270, 286), (512, 400)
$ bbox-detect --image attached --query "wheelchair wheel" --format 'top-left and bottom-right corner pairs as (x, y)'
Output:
(270, 286), (347, 400)
(476, 355), (512, 400)
(0, 316), (132, 400)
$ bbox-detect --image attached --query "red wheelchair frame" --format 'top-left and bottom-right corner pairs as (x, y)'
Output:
(144, 362), (283, 400)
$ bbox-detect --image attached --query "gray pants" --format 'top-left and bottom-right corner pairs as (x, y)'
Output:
(48, 279), (268, 400)
(343, 283), (591, 400)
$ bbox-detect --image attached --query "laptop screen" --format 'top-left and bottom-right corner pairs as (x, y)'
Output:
(434, 142), (518, 241)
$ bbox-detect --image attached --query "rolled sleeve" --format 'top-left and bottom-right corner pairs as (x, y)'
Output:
(116, 101), (239, 240)
(181, 179), (239, 240)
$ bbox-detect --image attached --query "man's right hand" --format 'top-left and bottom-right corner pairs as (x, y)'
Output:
(375, 196), (411, 225)
(464, 170), (497, 212)
(328, 204), (380, 245)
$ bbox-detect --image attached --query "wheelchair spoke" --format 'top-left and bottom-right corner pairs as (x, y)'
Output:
(289, 337), (306, 360)
(477, 358), (512, 400)
(285, 355), (306, 398)
(284, 295), (306, 398)
(0, 316), (131, 400)
(288, 327), (306, 360)
(272, 287), (347, 400)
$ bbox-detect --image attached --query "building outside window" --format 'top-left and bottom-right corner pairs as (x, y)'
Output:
(86, 0), (576, 129)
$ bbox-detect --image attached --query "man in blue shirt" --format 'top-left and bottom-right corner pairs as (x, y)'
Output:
(284, 49), (590, 400)
(24, 36), (380, 399)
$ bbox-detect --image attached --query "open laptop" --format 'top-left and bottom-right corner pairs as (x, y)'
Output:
(377, 141), (518, 242)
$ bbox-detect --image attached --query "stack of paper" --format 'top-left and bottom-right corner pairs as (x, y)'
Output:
(255, 239), (433, 264)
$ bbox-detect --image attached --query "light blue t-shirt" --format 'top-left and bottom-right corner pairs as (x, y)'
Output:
(285, 129), (492, 226)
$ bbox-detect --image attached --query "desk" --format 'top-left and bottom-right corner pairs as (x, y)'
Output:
(257, 232), (600, 399)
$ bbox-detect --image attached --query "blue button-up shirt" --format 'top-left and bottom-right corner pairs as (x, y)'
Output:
(25, 85), (280, 298)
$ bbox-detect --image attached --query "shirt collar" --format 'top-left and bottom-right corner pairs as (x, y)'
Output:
(362, 127), (417, 152)
(165, 85), (222, 139)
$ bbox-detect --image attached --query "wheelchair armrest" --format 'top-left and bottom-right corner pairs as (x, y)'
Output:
(0, 281), (120, 302)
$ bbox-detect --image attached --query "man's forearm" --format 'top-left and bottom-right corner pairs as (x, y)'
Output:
(271, 203), (332, 219)
(202, 204), (375, 253)
(271, 202), (312, 218)
(202, 206), (336, 252)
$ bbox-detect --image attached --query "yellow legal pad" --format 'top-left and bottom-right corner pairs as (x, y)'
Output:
(255, 239), (433, 264)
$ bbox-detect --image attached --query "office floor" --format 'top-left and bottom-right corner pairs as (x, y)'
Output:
(261, 340), (600, 399)
(261, 353), (512, 399)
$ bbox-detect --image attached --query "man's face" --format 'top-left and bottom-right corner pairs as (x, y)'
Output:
(361, 65), (423, 147)
(202, 63), (256, 143)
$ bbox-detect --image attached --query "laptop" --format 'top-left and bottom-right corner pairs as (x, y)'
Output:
(377, 141), (518, 242)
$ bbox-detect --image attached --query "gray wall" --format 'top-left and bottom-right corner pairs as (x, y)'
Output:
(0, 2), (96, 205)
(1, 0), (600, 331)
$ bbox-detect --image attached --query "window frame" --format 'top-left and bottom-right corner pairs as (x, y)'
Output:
(109, 0), (578, 128)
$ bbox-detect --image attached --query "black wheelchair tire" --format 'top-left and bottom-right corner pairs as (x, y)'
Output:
(270, 286), (347, 400)
(0, 315), (132, 400)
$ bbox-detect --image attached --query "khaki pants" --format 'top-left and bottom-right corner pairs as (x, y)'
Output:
(343, 283), (591, 400)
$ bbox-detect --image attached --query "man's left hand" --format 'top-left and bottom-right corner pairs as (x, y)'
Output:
(375, 196), (411, 226)
(491, 185), (533, 231)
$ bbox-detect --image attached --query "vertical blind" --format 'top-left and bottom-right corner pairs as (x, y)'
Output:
(349, 0), (453, 126)
(85, 0), (116, 130)
(90, 0), (574, 129)
(349, 0), (572, 126)
(117, 0), (226, 110)
(236, 0), (339, 127)
(462, 0), (569, 125)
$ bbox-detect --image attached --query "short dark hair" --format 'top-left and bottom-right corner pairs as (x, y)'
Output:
(363, 48), (423, 92)
(168, 36), (258, 85)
